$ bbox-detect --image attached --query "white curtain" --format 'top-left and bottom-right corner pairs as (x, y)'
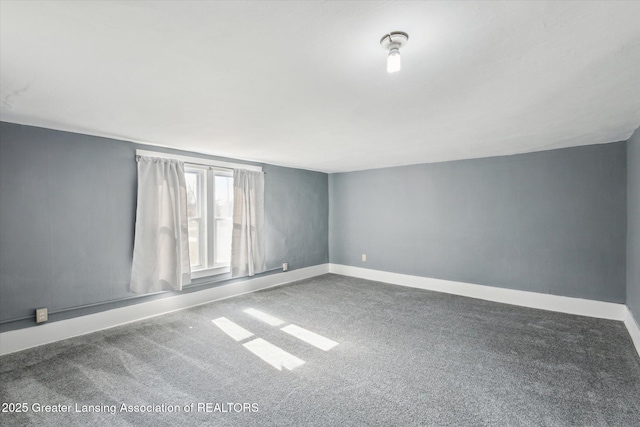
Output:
(231, 169), (266, 277)
(130, 156), (191, 294)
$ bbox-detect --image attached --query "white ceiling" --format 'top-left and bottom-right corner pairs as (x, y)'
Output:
(1, 1), (639, 173)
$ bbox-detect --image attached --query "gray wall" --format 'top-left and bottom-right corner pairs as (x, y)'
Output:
(0, 122), (328, 329)
(0, 119), (632, 331)
(329, 143), (627, 303)
(264, 164), (328, 270)
(628, 127), (640, 319)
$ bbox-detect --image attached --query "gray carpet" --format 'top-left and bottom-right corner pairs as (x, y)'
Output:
(1, 274), (639, 426)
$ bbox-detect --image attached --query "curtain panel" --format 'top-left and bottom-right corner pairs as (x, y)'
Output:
(130, 156), (191, 294)
(231, 169), (266, 277)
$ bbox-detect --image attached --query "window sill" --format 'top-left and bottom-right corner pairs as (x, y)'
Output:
(191, 266), (231, 279)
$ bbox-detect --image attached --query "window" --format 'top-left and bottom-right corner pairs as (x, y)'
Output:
(135, 148), (262, 278)
(185, 165), (234, 277)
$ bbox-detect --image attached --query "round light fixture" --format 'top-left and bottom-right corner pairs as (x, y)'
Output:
(380, 31), (409, 73)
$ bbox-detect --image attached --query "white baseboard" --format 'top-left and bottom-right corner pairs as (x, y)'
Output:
(4, 263), (637, 359)
(329, 264), (627, 321)
(0, 264), (330, 356)
(625, 307), (640, 358)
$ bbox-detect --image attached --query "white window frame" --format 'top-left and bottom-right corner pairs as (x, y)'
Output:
(186, 164), (233, 278)
(185, 166), (207, 272)
(136, 149), (262, 279)
(209, 168), (234, 269)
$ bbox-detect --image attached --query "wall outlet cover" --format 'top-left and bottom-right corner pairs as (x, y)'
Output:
(36, 308), (48, 323)
(282, 262), (288, 272)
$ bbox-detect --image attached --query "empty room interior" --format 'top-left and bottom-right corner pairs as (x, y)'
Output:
(1, 1), (640, 426)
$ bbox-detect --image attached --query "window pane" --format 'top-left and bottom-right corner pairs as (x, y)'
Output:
(215, 218), (232, 265)
(188, 219), (201, 268)
(185, 172), (199, 218)
(215, 175), (234, 218)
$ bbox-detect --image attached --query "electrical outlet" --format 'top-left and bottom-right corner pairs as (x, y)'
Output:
(36, 308), (48, 323)
(362, 254), (367, 262)
(282, 262), (288, 272)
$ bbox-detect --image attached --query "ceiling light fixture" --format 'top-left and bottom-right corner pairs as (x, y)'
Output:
(380, 31), (409, 73)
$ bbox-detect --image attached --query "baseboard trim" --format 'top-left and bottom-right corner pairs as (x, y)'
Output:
(0, 264), (330, 356)
(625, 307), (640, 358)
(3, 263), (635, 358)
(329, 264), (627, 321)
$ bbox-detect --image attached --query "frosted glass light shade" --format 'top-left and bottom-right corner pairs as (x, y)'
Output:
(387, 49), (401, 73)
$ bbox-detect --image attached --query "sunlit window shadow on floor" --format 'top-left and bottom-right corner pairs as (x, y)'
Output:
(243, 308), (285, 326)
(281, 324), (338, 351)
(243, 338), (305, 371)
(212, 317), (254, 341)
(212, 309), (339, 371)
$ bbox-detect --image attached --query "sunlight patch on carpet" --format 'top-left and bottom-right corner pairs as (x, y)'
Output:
(212, 317), (254, 341)
(243, 338), (305, 371)
(281, 324), (338, 351)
